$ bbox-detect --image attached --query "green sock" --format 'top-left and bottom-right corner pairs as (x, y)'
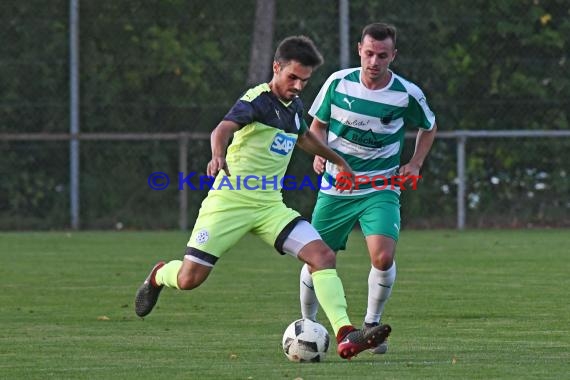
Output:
(311, 269), (352, 336)
(155, 260), (182, 289)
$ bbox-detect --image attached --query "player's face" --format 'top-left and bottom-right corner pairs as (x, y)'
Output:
(358, 35), (397, 88)
(271, 60), (313, 101)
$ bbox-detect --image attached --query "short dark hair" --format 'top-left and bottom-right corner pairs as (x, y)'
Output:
(361, 23), (397, 47)
(274, 35), (324, 68)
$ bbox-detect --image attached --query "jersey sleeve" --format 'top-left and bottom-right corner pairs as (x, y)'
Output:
(404, 84), (436, 130)
(308, 74), (336, 124)
(223, 99), (257, 127)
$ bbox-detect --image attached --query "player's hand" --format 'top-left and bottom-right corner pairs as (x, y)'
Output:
(398, 162), (422, 186)
(313, 155), (326, 175)
(334, 161), (355, 193)
(207, 156), (230, 177)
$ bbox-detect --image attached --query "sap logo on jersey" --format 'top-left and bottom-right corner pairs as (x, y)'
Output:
(270, 133), (296, 155)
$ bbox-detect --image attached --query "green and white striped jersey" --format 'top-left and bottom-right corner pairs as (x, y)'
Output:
(309, 67), (436, 196)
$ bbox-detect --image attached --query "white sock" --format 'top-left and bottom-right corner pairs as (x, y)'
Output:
(299, 263), (319, 321)
(365, 262), (396, 325)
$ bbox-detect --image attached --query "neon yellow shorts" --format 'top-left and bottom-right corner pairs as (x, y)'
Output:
(311, 190), (401, 251)
(187, 190), (302, 261)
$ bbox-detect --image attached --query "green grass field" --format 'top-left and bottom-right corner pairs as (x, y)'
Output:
(1, 230), (569, 379)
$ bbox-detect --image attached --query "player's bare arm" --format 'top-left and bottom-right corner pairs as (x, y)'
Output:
(297, 130), (352, 176)
(297, 130), (354, 193)
(207, 120), (240, 177)
(399, 123), (438, 180)
(308, 118), (329, 174)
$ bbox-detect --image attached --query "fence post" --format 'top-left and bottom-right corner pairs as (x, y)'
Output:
(457, 135), (466, 230)
(339, 0), (350, 69)
(69, 0), (80, 230)
(178, 134), (189, 231)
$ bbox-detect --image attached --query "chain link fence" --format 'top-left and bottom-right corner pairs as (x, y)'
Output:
(1, 0), (569, 230)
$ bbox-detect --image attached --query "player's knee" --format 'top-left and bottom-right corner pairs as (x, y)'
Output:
(303, 242), (336, 270)
(371, 251), (394, 270)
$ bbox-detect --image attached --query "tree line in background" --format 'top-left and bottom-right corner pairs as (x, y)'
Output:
(1, 0), (568, 229)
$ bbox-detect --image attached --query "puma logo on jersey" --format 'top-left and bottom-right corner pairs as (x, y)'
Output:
(270, 133), (296, 155)
(343, 97), (355, 110)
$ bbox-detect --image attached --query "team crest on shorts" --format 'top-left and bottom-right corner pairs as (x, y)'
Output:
(195, 229), (209, 245)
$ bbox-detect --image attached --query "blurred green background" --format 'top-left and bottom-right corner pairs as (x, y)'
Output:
(1, 0), (568, 229)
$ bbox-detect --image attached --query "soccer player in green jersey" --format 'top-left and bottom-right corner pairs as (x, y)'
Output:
(299, 23), (437, 354)
(135, 35), (390, 360)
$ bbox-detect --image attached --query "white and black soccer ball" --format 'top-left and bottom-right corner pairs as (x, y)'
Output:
(282, 318), (330, 362)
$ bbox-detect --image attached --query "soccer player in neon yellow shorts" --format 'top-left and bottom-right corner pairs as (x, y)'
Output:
(299, 23), (438, 354)
(135, 36), (390, 360)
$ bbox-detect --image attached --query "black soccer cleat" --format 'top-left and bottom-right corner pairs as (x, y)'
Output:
(134, 262), (165, 317)
(336, 323), (391, 359)
(364, 322), (389, 354)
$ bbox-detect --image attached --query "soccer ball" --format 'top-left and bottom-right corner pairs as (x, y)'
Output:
(282, 318), (330, 362)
